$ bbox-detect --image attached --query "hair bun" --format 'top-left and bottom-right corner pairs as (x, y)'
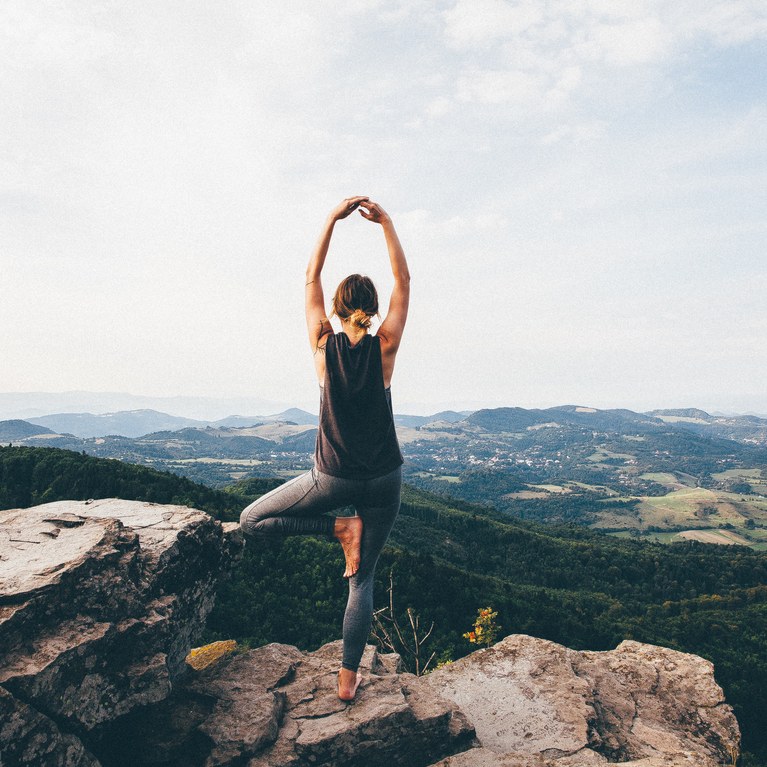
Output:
(349, 309), (373, 329)
(331, 274), (379, 327)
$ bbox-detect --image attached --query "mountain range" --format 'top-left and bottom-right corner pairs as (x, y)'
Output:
(3, 404), (767, 444)
(0, 391), (289, 422)
(16, 408), (316, 439)
(0, 408), (472, 440)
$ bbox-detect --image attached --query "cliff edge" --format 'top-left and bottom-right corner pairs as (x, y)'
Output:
(0, 500), (740, 767)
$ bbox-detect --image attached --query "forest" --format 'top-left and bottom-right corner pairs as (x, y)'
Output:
(2, 445), (766, 765)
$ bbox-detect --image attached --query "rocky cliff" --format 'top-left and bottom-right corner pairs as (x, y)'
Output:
(0, 500), (740, 767)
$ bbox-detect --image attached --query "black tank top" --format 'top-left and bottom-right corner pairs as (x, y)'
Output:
(314, 332), (404, 480)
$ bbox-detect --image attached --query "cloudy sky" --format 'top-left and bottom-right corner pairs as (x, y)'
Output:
(2, 0), (765, 416)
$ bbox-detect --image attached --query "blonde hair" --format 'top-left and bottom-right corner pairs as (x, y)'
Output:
(331, 274), (379, 330)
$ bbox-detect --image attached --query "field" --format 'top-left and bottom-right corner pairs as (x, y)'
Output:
(505, 482), (617, 500)
(608, 527), (767, 550)
(597, 469), (767, 549)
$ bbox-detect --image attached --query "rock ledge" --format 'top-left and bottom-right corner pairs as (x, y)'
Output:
(0, 500), (740, 767)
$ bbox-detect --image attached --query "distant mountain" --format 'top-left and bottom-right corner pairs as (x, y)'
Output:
(0, 391), (289, 421)
(137, 426), (276, 458)
(547, 405), (664, 431)
(648, 408), (767, 444)
(214, 416), (268, 428)
(396, 410), (472, 428)
(466, 405), (665, 435)
(24, 408), (321, 438)
(280, 429), (319, 451)
(466, 407), (555, 431)
(395, 414), (431, 428)
(649, 408), (712, 420)
(0, 419), (55, 441)
(264, 409), (318, 426)
(432, 410), (473, 423)
(27, 409), (207, 438)
(140, 427), (228, 443)
(179, 409), (319, 429)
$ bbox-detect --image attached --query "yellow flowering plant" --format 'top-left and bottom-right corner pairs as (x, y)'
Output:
(463, 607), (500, 648)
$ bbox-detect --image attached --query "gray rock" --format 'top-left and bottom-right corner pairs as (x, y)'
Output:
(420, 635), (592, 756)
(0, 499), (242, 763)
(252, 639), (474, 767)
(429, 747), (552, 766)
(571, 640), (740, 764)
(420, 635), (740, 767)
(125, 641), (474, 767)
(0, 687), (101, 767)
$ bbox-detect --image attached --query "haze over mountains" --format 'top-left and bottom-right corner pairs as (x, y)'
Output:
(3, 391), (765, 425)
(2, 403), (767, 444)
(0, 391), (290, 422)
(19, 408), (319, 439)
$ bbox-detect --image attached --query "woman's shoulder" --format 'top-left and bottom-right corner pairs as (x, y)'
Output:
(374, 328), (395, 351)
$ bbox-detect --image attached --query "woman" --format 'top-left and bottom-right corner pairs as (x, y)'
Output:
(240, 196), (410, 701)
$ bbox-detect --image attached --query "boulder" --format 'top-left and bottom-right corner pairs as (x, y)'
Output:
(0, 499), (242, 765)
(420, 634), (740, 767)
(109, 641), (474, 767)
(0, 686), (100, 767)
(571, 640), (739, 764)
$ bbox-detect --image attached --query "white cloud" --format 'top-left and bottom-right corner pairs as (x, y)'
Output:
(425, 95), (454, 118)
(539, 120), (607, 145)
(687, 0), (767, 45)
(556, 65), (582, 91)
(433, 0), (767, 125)
(443, 0), (543, 48)
(588, 16), (671, 65)
(456, 68), (543, 105)
(0, 2), (114, 73)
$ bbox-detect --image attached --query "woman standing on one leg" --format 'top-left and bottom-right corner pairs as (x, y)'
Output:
(239, 196), (410, 701)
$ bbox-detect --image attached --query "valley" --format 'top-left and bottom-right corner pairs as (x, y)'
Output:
(2, 404), (766, 547)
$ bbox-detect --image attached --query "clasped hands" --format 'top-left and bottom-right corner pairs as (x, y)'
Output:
(330, 196), (390, 225)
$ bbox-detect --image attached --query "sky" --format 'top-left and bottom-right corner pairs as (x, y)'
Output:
(1, 0), (766, 416)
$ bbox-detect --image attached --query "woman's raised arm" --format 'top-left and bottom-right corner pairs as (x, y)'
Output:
(305, 196), (369, 352)
(359, 201), (410, 354)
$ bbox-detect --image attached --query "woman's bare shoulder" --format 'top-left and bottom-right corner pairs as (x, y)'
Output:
(376, 328), (401, 353)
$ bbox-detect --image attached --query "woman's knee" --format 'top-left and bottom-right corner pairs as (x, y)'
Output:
(239, 472), (311, 531)
(240, 503), (258, 536)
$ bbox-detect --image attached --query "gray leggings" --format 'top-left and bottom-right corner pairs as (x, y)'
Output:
(239, 465), (402, 671)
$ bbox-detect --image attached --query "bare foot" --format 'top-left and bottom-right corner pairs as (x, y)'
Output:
(334, 516), (362, 578)
(338, 669), (363, 701)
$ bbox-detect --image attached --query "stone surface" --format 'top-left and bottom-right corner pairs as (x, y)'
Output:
(428, 747), (719, 767)
(420, 635), (592, 756)
(116, 641), (474, 767)
(0, 686), (101, 767)
(0, 499), (242, 766)
(420, 634), (739, 767)
(571, 640), (740, 764)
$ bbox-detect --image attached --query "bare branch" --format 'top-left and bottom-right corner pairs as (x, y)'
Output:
(419, 621), (435, 647)
(421, 650), (437, 675)
(371, 569), (436, 675)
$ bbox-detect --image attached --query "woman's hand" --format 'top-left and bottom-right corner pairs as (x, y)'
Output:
(329, 196), (370, 222)
(359, 200), (391, 225)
